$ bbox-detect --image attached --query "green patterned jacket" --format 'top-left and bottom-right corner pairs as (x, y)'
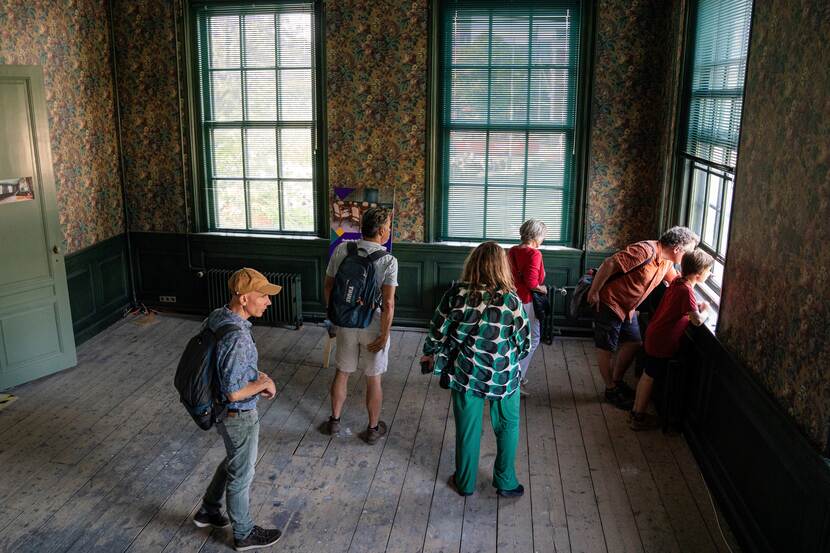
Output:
(423, 282), (530, 400)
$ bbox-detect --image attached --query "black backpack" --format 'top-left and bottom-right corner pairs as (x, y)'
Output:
(328, 241), (388, 328)
(174, 323), (240, 430)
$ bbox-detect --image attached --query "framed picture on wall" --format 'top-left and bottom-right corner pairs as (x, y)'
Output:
(329, 186), (395, 258)
(0, 177), (34, 205)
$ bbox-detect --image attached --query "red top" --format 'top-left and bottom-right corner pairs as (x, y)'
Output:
(509, 245), (545, 304)
(644, 278), (698, 358)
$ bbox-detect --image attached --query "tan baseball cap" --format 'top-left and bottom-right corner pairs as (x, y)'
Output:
(228, 268), (282, 296)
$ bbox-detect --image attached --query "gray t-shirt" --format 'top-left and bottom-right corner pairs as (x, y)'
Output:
(326, 239), (398, 288)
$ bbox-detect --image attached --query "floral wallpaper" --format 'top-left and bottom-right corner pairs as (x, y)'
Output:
(111, 0), (189, 234)
(100, 0), (681, 247)
(109, 0), (427, 240)
(0, 0), (124, 254)
(586, 0), (680, 252)
(325, 0), (427, 242)
(1, 0), (684, 250)
(718, 0), (830, 453)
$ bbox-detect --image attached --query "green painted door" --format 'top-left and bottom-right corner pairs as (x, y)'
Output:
(0, 65), (76, 390)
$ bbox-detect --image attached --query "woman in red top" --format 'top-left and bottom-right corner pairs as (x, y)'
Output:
(630, 249), (713, 430)
(508, 219), (547, 396)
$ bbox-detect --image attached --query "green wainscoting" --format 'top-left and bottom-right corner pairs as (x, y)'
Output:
(65, 234), (132, 345)
(585, 250), (614, 270)
(682, 325), (830, 553)
(130, 232), (588, 328)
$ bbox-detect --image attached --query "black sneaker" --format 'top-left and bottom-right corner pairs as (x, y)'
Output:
(448, 474), (473, 497)
(604, 387), (634, 410)
(361, 420), (388, 445)
(193, 508), (230, 529)
(496, 484), (525, 498)
(613, 380), (636, 399)
(234, 525), (282, 551)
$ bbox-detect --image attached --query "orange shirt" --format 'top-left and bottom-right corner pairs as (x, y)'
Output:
(599, 240), (678, 321)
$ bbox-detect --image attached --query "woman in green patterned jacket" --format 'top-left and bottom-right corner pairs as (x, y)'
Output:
(421, 241), (530, 497)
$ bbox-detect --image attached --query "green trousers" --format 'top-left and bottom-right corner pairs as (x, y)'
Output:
(451, 389), (520, 494)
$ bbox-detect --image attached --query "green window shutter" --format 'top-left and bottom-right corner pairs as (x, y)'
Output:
(685, 0), (753, 170)
(194, 2), (317, 233)
(440, 0), (581, 244)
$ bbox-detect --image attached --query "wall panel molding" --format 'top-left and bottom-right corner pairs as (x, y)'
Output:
(65, 234), (131, 345)
(683, 325), (830, 553)
(130, 232), (586, 328)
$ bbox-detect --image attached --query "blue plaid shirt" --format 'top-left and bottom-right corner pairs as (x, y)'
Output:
(205, 306), (259, 411)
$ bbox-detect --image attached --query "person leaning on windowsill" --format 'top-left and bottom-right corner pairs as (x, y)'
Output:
(629, 248), (714, 430)
(586, 226), (700, 410)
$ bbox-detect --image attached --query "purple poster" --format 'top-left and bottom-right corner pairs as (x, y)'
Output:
(329, 187), (394, 258)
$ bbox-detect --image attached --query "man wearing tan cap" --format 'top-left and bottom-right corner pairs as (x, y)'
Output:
(193, 268), (283, 551)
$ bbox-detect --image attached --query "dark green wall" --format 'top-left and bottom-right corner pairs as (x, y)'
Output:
(683, 325), (830, 553)
(130, 232), (588, 329)
(65, 234), (132, 345)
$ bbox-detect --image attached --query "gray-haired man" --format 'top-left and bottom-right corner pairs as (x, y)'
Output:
(587, 226), (699, 409)
(323, 207), (398, 444)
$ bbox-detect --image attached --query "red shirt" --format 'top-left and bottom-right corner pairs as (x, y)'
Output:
(644, 278), (698, 358)
(508, 246), (545, 304)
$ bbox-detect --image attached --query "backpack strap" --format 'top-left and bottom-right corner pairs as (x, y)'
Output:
(628, 241), (656, 273)
(609, 241), (656, 282)
(367, 249), (389, 263)
(213, 323), (242, 341)
(346, 241), (358, 256)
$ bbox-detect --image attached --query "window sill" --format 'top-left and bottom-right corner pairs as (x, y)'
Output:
(435, 240), (582, 254)
(693, 284), (720, 333)
(195, 231), (326, 242)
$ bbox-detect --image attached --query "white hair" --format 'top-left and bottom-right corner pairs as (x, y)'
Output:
(519, 219), (548, 244)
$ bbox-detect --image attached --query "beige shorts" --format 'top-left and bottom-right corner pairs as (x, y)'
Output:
(334, 317), (390, 376)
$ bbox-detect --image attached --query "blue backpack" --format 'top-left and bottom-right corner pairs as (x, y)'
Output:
(328, 242), (388, 328)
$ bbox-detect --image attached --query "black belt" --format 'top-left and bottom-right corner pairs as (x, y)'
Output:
(226, 408), (253, 417)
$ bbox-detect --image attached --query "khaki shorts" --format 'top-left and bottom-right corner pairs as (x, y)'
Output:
(334, 316), (390, 376)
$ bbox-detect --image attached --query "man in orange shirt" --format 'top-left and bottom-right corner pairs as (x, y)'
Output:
(587, 227), (699, 409)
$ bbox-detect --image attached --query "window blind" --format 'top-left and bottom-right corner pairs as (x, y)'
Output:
(194, 2), (317, 233)
(685, 0), (752, 170)
(440, 0), (581, 243)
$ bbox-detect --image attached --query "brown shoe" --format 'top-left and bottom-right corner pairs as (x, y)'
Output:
(362, 421), (387, 445)
(629, 411), (660, 431)
(320, 416), (341, 436)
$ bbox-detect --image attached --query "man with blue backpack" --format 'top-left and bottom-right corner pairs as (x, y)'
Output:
(323, 207), (398, 445)
(192, 268), (283, 551)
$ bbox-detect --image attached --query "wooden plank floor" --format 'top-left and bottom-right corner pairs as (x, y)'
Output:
(0, 313), (741, 553)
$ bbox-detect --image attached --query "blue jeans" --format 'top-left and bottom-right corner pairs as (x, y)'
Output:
(203, 409), (259, 540)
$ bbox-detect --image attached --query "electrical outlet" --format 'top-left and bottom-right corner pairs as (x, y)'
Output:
(159, 295), (177, 303)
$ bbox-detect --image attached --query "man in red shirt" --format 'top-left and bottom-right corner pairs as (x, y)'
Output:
(630, 249), (713, 430)
(587, 227), (699, 409)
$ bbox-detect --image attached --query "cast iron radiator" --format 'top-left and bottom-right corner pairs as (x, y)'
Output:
(206, 269), (303, 329)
